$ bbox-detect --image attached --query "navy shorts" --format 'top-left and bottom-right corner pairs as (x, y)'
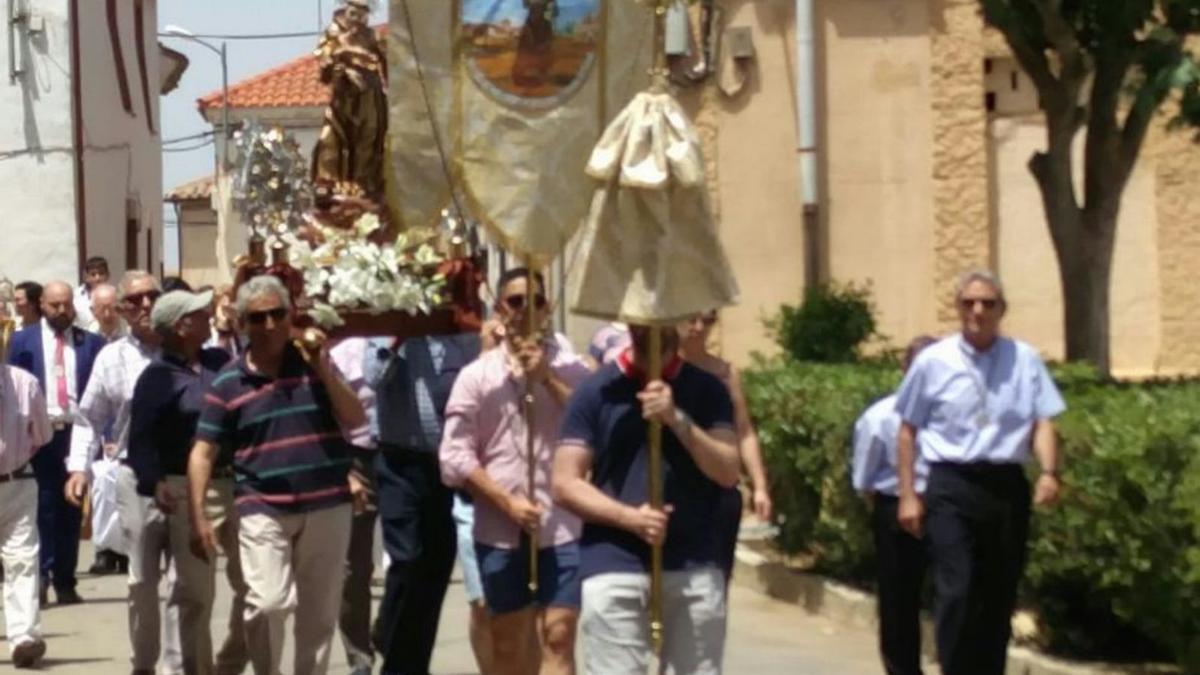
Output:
(475, 539), (581, 615)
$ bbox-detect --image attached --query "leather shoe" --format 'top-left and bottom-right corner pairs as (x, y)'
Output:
(12, 638), (46, 668)
(55, 588), (84, 605)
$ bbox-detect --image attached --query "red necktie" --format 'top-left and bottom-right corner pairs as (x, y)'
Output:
(55, 334), (69, 409)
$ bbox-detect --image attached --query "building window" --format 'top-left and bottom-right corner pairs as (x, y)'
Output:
(983, 56), (1038, 116)
(107, 0), (134, 115)
(134, 0), (155, 134)
(126, 197), (140, 269)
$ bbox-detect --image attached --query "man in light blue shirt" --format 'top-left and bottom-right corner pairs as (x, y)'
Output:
(893, 269), (1065, 675)
(850, 335), (936, 675)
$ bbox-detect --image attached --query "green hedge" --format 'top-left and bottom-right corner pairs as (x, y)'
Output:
(743, 358), (1200, 670)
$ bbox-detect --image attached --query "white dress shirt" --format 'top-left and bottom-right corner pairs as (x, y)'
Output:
(66, 334), (159, 473)
(894, 334), (1066, 465)
(851, 394), (927, 496)
(40, 319), (78, 422)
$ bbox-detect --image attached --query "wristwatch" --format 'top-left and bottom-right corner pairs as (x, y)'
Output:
(672, 408), (694, 440)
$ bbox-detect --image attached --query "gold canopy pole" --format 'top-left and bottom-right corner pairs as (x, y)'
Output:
(525, 263), (540, 594)
(648, 325), (665, 655)
(648, 2), (669, 657)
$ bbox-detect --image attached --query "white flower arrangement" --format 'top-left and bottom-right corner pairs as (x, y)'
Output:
(285, 212), (447, 328)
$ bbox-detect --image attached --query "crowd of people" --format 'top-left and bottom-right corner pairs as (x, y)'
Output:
(0, 258), (1064, 675)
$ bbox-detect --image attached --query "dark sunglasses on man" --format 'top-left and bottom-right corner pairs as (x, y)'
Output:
(122, 290), (161, 308)
(959, 298), (1000, 311)
(503, 293), (548, 312)
(245, 307), (289, 325)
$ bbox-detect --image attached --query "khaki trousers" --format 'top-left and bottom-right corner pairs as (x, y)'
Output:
(580, 567), (728, 675)
(115, 464), (183, 674)
(239, 503), (352, 675)
(164, 476), (249, 675)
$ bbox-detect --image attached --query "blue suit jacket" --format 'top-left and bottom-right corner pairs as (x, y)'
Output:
(7, 323), (106, 407)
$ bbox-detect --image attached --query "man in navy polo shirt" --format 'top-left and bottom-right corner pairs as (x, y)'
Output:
(552, 324), (741, 675)
(187, 276), (368, 675)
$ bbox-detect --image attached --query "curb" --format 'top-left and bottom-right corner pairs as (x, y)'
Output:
(731, 546), (1181, 675)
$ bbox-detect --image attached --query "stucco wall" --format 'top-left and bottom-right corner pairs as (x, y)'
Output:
(78, 0), (163, 278)
(0, 0), (79, 285)
(822, 0), (938, 347)
(991, 117), (1163, 376)
(928, 0), (990, 326)
(1148, 120), (1200, 374)
(709, 0), (806, 365)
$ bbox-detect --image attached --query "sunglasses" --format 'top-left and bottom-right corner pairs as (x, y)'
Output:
(245, 307), (288, 325)
(122, 291), (161, 308)
(503, 293), (548, 312)
(959, 298), (1000, 311)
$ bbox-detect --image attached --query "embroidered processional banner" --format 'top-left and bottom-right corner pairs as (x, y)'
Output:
(388, 0), (653, 264)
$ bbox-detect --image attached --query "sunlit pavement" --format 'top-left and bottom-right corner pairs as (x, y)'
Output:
(2, 542), (896, 673)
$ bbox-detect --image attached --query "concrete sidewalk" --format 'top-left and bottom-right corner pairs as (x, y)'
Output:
(2, 542), (884, 673)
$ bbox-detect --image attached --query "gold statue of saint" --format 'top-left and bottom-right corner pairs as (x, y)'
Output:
(312, 0), (388, 201)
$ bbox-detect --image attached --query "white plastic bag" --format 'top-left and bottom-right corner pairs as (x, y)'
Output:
(90, 457), (127, 555)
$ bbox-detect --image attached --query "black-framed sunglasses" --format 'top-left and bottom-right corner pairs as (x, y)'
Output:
(503, 293), (548, 312)
(245, 307), (289, 325)
(122, 290), (161, 308)
(959, 298), (1000, 311)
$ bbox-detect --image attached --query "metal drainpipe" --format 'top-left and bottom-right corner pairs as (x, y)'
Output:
(796, 0), (820, 287)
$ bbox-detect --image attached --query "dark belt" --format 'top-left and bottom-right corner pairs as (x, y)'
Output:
(0, 466), (34, 483)
(929, 461), (1026, 488)
(51, 421), (71, 432)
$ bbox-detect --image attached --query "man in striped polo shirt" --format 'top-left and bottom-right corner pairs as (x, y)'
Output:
(187, 276), (368, 675)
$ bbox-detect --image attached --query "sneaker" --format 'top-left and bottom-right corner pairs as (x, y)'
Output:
(12, 638), (46, 668)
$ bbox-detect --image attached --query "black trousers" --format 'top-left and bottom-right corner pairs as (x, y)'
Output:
(340, 502), (378, 671)
(873, 495), (928, 675)
(31, 428), (81, 592)
(372, 448), (456, 675)
(925, 462), (1031, 675)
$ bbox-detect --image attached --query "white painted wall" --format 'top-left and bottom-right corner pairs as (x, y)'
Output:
(0, 0), (79, 286)
(79, 0), (163, 277)
(0, 0), (164, 288)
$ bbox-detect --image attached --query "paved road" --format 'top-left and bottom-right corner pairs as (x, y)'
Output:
(3, 542), (887, 673)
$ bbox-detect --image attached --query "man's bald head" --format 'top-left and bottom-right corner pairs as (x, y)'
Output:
(91, 283), (121, 334)
(41, 280), (76, 332)
(91, 283), (117, 304)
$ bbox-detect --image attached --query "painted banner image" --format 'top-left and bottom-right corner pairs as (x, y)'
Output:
(462, 0), (601, 109)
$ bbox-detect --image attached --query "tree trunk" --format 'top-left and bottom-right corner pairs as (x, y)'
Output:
(1054, 207), (1117, 374)
(1029, 114), (1121, 376)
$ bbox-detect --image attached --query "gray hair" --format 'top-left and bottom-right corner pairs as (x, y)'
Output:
(235, 275), (292, 315)
(117, 270), (159, 301)
(954, 268), (1007, 306)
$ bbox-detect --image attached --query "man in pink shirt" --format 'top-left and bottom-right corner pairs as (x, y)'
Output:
(440, 268), (591, 675)
(0, 362), (53, 668)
